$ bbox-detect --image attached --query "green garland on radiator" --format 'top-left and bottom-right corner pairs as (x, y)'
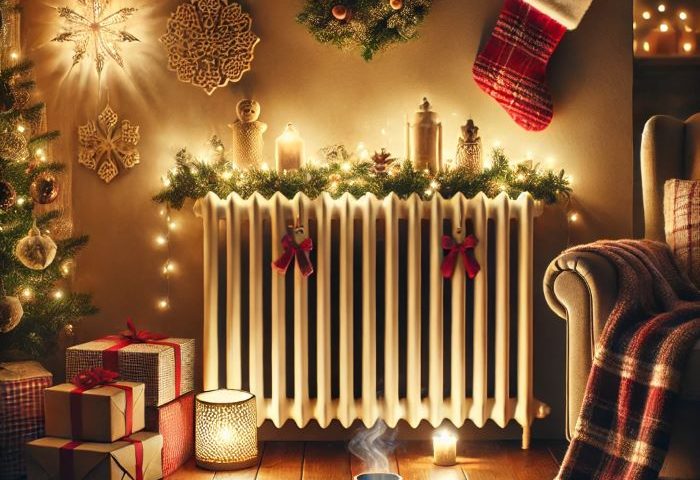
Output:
(153, 141), (572, 210)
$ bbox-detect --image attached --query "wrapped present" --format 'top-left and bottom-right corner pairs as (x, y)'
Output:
(65, 320), (194, 407)
(44, 368), (145, 443)
(0, 361), (52, 480)
(25, 431), (163, 480)
(145, 392), (194, 476)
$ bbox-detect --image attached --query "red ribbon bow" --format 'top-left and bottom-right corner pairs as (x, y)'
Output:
(441, 234), (481, 279)
(272, 233), (314, 277)
(120, 318), (167, 343)
(71, 367), (119, 389)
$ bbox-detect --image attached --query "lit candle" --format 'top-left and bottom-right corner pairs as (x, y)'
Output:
(432, 430), (457, 466)
(275, 123), (305, 172)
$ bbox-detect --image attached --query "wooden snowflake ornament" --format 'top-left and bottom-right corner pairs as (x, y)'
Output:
(78, 104), (140, 184)
(160, 0), (260, 95)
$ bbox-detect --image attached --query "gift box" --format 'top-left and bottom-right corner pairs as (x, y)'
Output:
(0, 361), (52, 480)
(65, 322), (194, 407)
(44, 380), (145, 443)
(145, 392), (194, 476)
(25, 431), (163, 480)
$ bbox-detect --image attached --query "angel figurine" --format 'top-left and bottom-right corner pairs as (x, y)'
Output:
(456, 118), (482, 175)
(229, 99), (267, 168)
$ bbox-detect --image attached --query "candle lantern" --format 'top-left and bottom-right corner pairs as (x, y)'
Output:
(432, 430), (457, 466)
(406, 97), (443, 171)
(195, 389), (258, 471)
(275, 123), (305, 172)
(229, 99), (267, 169)
(679, 31), (697, 55)
(456, 118), (482, 175)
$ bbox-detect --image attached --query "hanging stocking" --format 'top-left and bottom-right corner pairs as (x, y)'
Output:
(472, 0), (593, 131)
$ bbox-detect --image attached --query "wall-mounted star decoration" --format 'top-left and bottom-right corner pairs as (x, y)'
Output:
(53, 0), (139, 76)
(78, 104), (140, 184)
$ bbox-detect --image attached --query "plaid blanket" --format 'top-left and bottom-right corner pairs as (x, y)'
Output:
(557, 239), (700, 480)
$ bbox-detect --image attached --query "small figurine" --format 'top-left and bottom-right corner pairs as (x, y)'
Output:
(456, 118), (482, 175)
(406, 97), (442, 171)
(229, 99), (267, 168)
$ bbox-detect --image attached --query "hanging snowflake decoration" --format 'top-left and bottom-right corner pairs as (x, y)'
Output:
(160, 0), (260, 95)
(78, 104), (140, 184)
(52, 0), (139, 76)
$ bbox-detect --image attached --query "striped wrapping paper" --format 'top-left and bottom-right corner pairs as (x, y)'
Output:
(0, 361), (53, 480)
(65, 338), (194, 407)
(145, 392), (194, 476)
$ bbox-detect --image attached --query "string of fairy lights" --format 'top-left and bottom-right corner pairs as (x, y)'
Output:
(634, 1), (700, 55)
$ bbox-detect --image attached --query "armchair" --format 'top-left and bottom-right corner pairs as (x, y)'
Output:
(544, 114), (700, 479)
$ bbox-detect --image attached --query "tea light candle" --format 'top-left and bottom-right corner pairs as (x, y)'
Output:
(432, 430), (457, 466)
(275, 123), (305, 172)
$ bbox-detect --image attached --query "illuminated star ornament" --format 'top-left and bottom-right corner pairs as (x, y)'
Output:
(52, 0), (139, 76)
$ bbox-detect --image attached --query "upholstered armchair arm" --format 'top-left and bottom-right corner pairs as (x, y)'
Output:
(543, 249), (619, 440)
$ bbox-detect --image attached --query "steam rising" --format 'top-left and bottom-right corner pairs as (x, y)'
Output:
(349, 420), (397, 473)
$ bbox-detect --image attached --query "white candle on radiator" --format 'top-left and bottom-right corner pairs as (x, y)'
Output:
(275, 123), (305, 172)
(433, 431), (457, 466)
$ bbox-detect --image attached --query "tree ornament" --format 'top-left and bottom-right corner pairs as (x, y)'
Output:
(456, 119), (483, 175)
(297, 0), (432, 61)
(228, 99), (267, 168)
(0, 180), (17, 210)
(52, 0), (139, 76)
(332, 5), (349, 20)
(30, 172), (60, 204)
(78, 103), (140, 184)
(0, 296), (23, 333)
(406, 97), (442, 171)
(160, 0), (260, 95)
(0, 129), (29, 162)
(15, 221), (58, 270)
(64, 323), (75, 337)
(371, 148), (395, 175)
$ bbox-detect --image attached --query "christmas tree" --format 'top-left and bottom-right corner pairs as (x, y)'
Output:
(0, 5), (96, 359)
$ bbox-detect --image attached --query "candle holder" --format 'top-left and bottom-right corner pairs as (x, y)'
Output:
(432, 430), (457, 466)
(195, 389), (258, 470)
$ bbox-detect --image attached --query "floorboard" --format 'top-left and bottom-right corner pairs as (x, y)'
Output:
(502, 441), (561, 480)
(256, 441), (304, 480)
(303, 441), (352, 480)
(459, 441), (516, 480)
(349, 448), (400, 476)
(395, 441), (466, 480)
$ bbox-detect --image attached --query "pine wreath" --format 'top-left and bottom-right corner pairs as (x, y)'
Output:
(297, 0), (432, 61)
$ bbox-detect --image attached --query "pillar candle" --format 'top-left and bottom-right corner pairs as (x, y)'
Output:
(432, 431), (457, 466)
(275, 123), (305, 172)
(406, 98), (443, 172)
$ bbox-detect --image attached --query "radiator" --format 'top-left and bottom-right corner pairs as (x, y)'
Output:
(199, 191), (550, 448)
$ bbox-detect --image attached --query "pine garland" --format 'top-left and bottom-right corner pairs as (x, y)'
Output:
(0, 59), (97, 359)
(154, 143), (572, 210)
(297, 0), (432, 61)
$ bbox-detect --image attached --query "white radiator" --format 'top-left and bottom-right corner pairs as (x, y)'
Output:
(199, 191), (549, 448)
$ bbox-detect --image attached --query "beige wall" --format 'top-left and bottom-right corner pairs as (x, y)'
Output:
(23, 0), (632, 439)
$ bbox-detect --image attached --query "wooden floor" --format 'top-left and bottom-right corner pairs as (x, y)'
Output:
(169, 440), (567, 480)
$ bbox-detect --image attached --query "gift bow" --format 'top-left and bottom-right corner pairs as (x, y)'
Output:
(120, 318), (167, 343)
(71, 367), (119, 389)
(272, 233), (314, 277)
(441, 234), (481, 279)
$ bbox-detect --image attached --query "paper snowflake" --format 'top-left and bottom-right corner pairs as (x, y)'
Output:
(78, 104), (140, 184)
(53, 0), (139, 75)
(160, 0), (259, 95)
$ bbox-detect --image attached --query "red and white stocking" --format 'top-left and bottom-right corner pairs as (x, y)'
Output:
(472, 0), (593, 131)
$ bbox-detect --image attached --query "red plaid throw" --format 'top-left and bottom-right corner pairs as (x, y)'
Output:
(472, 0), (566, 131)
(0, 362), (52, 480)
(557, 240), (700, 480)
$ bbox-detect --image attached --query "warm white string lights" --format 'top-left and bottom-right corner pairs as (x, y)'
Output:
(635, 1), (699, 56)
(154, 204), (175, 311)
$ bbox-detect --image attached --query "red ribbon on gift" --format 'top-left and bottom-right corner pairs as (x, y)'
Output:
(69, 367), (135, 439)
(441, 234), (481, 279)
(100, 319), (183, 397)
(124, 437), (145, 480)
(272, 233), (314, 277)
(59, 438), (144, 480)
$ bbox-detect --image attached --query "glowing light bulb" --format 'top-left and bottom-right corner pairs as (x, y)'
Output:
(261, 162), (270, 171)
(168, 220), (177, 231)
(424, 189), (433, 196)
(498, 183), (508, 192)
(16, 196), (25, 206)
(60, 261), (73, 276)
(221, 170), (233, 180)
(679, 11), (688, 21)
(657, 3), (666, 13)
(643, 41), (651, 52)
(642, 10), (651, 20)
(341, 162), (352, 172)
(16, 124), (25, 133)
(158, 298), (170, 310)
(21, 288), (34, 301)
(10, 51), (18, 60)
(569, 212), (580, 223)
(684, 42), (694, 52)
(516, 174), (525, 182)
(155, 235), (167, 246)
(163, 261), (175, 274)
(430, 180), (440, 189)
(53, 290), (64, 300)
(161, 176), (171, 187)
(660, 22), (669, 32)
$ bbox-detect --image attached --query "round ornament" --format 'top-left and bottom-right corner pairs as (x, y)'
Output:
(390, 0), (403, 9)
(0, 180), (17, 210)
(30, 172), (60, 205)
(332, 5), (349, 20)
(0, 296), (23, 333)
(15, 222), (57, 270)
(64, 323), (75, 337)
(0, 130), (29, 162)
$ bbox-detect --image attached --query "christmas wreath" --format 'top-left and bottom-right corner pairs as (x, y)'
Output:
(297, 0), (432, 61)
